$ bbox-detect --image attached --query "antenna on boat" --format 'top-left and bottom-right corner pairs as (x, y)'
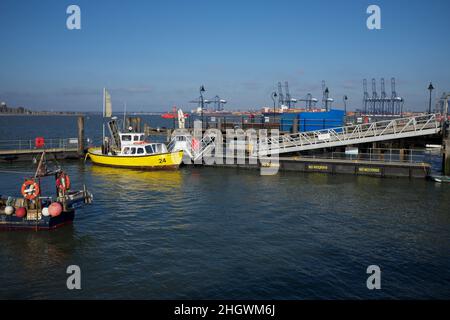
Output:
(102, 87), (107, 153)
(34, 152), (47, 178)
(123, 102), (127, 132)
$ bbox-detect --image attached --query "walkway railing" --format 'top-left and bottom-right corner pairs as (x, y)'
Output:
(0, 138), (81, 151)
(297, 148), (433, 164)
(259, 114), (442, 155)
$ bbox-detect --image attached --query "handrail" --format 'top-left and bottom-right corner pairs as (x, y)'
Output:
(0, 137), (85, 151)
(258, 114), (442, 155)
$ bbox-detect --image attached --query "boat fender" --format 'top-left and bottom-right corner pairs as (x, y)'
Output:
(16, 207), (27, 218)
(21, 179), (40, 200)
(48, 202), (63, 217)
(42, 207), (50, 217)
(4, 206), (14, 215)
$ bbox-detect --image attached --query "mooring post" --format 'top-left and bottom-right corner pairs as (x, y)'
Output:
(137, 117), (141, 132)
(292, 117), (298, 134)
(442, 94), (450, 175)
(217, 117), (222, 132)
(443, 133), (450, 176)
(77, 115), (85, 156)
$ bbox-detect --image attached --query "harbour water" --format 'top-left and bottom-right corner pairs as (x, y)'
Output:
(0, 116), (449, 299)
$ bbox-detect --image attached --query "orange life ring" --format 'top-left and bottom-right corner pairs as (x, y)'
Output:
(56, 172), (71, 191)
(21, 179), (40, 200)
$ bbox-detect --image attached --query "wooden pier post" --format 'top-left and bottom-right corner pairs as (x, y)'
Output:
(292, 117), (298, 134)
(217, 117), (222, 132)
(77, 115), (85, 156)
(442, 136), (450, 176)
(442, 94), (450, 175)
(137, 117), (141, 132)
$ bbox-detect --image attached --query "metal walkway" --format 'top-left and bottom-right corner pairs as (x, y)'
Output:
(258, 114), (442, 155)
(169, 114), (442, 159)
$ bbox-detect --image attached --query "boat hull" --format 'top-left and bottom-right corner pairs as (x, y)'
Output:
(0, 210), (75, 231)
(87, 148), (183, 169)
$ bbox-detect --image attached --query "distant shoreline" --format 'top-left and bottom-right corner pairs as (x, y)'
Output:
(0, 113), (85, 117)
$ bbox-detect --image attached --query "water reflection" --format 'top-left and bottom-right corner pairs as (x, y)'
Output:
(0, 226), (77, 290)
(89, 165), (183, 192)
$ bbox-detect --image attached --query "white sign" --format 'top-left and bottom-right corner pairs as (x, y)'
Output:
(317, 133), (330, 140)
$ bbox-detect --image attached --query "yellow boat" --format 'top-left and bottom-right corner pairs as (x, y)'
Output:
(87, 132), (183, 170)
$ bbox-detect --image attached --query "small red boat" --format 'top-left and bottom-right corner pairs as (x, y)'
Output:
(161, 107), (189, 119)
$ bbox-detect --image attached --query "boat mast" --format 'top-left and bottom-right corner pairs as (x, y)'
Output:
(102, 88), (106, 149)
(123, 102), (127, 132)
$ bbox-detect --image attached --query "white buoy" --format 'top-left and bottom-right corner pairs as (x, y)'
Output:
(4, 206), (14, 215)
(42, 207), (50, 217)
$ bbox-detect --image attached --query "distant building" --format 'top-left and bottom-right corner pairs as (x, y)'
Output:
(0, 102), (31, 114)
(0, 102), (8, 113)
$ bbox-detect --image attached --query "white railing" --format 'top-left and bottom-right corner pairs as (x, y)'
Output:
(0, 138), (82, 151)
(258, 114), (442, 155)
(168, 132), (216, 161)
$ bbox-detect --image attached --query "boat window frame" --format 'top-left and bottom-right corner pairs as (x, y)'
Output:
(122, 135), (132, 142)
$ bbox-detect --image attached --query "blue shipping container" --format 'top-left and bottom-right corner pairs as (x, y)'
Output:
(280, 109), (344, 132)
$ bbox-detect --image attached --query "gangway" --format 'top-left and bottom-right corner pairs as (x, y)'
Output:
(168, 131), (216, 161)
(169, 114), (443, 160)
(258, 114), (442, 155)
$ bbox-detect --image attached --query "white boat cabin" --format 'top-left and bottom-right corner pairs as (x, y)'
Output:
(119, 133), (146, 145)
(118, 133), (168, 156)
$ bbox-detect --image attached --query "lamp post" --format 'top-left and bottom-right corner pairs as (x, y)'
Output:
(324, 87), (330, 111)
(343, 95), (348, 124)
(271, 92), (278, 123)
(200, 85), (205, 129)
(428, 82), (434, 114)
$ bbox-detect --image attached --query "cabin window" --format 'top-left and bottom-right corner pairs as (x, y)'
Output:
(133, 135), (139, 141)
(122, 135), (132, 141)
(137, 148), (144, 154)
(130, 147), (136, 154)
(140, 135), (145, 141)
(154, 144), (164, 153)
(123, 147), (130, 154)
(145, 145), (154, 154)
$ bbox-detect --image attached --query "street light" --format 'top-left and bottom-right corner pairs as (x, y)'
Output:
(343, 95), (348, 124)
(428, 82), (434, 114)
(200, 85), (206, 129)
(324, 87), (330, 111)
(271, 92), (278, 122)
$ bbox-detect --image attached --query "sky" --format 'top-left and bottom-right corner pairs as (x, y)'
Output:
(0, 0), (449, 112)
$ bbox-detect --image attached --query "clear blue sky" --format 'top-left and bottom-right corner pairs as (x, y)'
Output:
(0, 0), (449, 112)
